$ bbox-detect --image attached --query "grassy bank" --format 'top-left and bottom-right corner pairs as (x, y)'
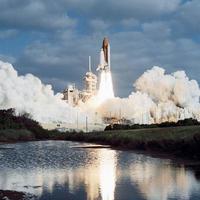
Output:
(64, 126), (200, 159)
(0, 109), (61, 142)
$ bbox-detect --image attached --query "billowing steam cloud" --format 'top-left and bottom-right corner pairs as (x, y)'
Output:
(98, 66), (200, 124)
(0, 60), (199, 127)
(0, 60), (91, 124)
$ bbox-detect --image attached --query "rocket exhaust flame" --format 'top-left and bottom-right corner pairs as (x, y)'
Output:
(97, 71), (114, 104)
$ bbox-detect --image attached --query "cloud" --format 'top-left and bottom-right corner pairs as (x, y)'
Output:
(120, 18), (139, 28)
(142, 22), (171, 39)
(0, 0), (200, 98)
(0, 0), (76, 30)
(175, 0), (200, 33)
(0, 29), (18, 39)
(0, 54), (16, 63)
(67, 0), (181, 21)
(13, 25), (200, 97)
(14, 34), (99, 91)
(90, 19), (110, 32)
(0, 60), (95, 125)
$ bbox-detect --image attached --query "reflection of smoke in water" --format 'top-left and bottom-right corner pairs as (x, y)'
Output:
(97, 71), (114, 104)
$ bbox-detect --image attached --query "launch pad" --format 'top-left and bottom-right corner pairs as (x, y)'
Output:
(62, 37), (114, 106)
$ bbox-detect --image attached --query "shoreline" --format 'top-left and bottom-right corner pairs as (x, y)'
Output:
(1, 125), (200, 160)
(63, 125), (200, 160)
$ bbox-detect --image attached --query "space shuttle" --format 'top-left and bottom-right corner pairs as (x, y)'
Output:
(97, 37), (111, 72)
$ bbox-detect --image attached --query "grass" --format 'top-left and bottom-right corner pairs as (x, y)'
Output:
(64, 126), (200, 159)
(108, 126), (200, 141)
(64, 126), (200, 141)
(0, 129), (34, 142)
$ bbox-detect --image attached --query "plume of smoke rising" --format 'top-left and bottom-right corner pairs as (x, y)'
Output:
(0, 60), (199, 126)
(0, 60), (93, 124)
(97, 71), (114, 103)
(98, 66), (200, 124)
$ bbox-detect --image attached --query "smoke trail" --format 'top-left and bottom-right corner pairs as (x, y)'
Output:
(97, 66), (200, 124)
(97, 71), (114, 103)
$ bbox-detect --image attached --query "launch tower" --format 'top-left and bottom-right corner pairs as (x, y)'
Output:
(83, 56), (97, 95)
(62, 37), (114, 105)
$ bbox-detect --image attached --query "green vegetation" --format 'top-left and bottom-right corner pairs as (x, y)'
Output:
(0, 129), (34, 142)
(0, 109), (61, 141)
(105, 118), (200, 131)
(64, 126), (200, 159)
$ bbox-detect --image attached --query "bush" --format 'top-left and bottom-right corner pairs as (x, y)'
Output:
(0, 109), (60, 140)
(105, 118), (200, 131)
(0, 129), (34, 141)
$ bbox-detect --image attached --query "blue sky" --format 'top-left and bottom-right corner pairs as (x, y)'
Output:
(0, 0), (200, 97)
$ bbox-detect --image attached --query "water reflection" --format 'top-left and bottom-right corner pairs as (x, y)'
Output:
(63, 149), (117, 200)
(0, 142), (117, 200)
(0, 168), (70, 197)
(128, 157), (200, 200)
(99, 149), (116, 200)
(0, 141), (200, 200)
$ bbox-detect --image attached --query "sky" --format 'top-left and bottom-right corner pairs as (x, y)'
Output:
(0, 0), (200, 97)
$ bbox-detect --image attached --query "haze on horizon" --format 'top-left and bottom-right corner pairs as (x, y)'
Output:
(0, 0), (200, 97)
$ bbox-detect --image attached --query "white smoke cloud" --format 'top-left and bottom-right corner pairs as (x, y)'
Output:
(0, 60), (91, 124)
(97, 66), (200, 124)
(135, 67), (200, 107)
(0, 60), (199, 127)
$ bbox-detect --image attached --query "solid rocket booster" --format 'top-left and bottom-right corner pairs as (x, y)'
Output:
(100, 48), (105, 66)
(97, 37), (110, 71)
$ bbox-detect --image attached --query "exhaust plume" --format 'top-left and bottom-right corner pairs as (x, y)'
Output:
(97, 71), (114, 104)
